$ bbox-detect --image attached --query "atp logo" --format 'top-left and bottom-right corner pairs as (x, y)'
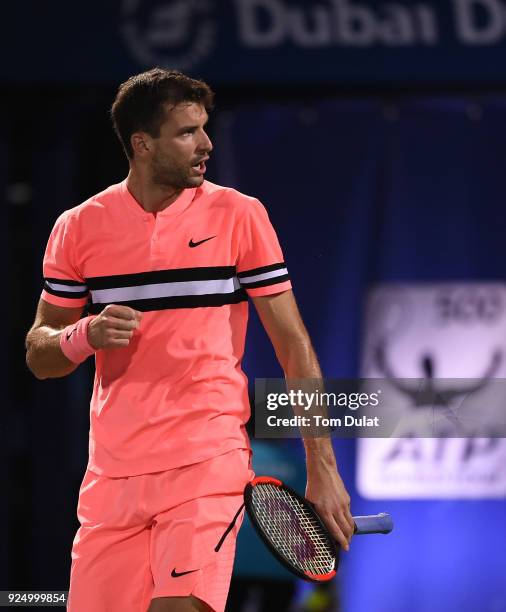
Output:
(374, 340), (503, 437)
(357, 283), (506, 499)
(121, 0), (216, 71)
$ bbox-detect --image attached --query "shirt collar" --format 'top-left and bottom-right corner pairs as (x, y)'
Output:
(120, 180), (197, 219)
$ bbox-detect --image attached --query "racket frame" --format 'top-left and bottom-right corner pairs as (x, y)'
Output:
(244, 476), (339, 583)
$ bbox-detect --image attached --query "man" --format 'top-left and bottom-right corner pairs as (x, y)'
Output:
(25, 68), (353, 612)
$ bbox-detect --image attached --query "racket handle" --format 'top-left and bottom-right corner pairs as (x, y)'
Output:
(353, 513), (393, 535)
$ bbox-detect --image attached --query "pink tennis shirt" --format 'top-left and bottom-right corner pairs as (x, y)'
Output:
(41, 180), (291, 476)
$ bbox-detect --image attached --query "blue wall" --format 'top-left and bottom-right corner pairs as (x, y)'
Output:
(7, 91), (506, 609)
(214, 97), (506, 612)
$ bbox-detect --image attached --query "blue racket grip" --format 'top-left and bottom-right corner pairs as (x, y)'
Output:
(353, 513), (393, 535)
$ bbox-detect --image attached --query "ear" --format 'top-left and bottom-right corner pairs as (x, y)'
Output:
(130, 132), (152, 157)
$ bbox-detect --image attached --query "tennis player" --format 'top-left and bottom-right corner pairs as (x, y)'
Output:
(25, 68), (354, 612)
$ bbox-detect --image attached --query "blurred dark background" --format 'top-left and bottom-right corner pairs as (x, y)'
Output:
(3, 1), (506, 611)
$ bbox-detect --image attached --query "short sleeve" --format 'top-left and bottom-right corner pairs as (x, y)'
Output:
(41, 212), (89, 308)
(235, 198), (292, 297)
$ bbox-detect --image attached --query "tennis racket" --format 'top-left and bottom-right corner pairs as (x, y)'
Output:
(243, 476), (393, 583)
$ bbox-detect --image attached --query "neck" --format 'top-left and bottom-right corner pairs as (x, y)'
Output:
(126, 168), (183, 214)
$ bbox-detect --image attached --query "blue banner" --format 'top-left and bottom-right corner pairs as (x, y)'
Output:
(3, 0), (506, 84)
(212, 95), (506, 612)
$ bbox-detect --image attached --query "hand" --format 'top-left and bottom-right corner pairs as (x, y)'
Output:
(305, 457), (354, 552)
(87, 304), (142, 350)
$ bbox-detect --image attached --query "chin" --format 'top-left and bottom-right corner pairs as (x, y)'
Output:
(188, 175), (205, 187)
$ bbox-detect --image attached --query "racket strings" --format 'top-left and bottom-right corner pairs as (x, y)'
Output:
(251, 484), (335, 576)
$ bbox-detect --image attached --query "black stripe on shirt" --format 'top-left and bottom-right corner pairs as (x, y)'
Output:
(87, 288), (248, 314)
(43, 282), (89, 300)
(86, 266), (237, 291)
(241, 274), (291, 290)
(44, 277), (88, 287)
(236, 262), (287, 279)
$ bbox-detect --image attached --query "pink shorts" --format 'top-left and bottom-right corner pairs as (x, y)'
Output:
(67, 449), (254, 612)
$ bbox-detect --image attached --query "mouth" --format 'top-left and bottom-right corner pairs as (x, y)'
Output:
(191, 157), (208, 176)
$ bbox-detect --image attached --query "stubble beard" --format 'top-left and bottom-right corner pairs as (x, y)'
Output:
(151, 151), (202, 190)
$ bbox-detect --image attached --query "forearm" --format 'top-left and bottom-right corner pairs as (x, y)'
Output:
(281, 337), (321, 379)
(254, 292), (354, 546)
(25, 326), (79, 380)
(281, 340), (352, 545)
(281, 340), (336, 462)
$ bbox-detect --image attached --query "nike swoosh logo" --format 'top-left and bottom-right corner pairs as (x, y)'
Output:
(189, 236), (216, 248)
(66, 329), (76, 341)
(171, 568), (199, 578)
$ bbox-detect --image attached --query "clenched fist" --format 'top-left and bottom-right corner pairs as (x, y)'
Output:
(87, 305), (142, 350)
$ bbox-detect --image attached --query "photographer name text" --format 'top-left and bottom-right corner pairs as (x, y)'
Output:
(266, 414), (380, 427)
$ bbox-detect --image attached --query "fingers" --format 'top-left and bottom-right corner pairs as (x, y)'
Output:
(317, 498), (354, 552)
(320, 511), (350, 552)
(344, 506), (356, 537)
(88, 305), (143, 350)
(100, 314), (139, 346)
(337, 486), (354, 543)
(335, 509), (355, 548)
(103, 305), (142, 322)
(305, 466), (354, 553)
(336, 510), (354, 546)
(105, 338), (131, 348)
(102, 315), (140, 332)
(104, 327), (136, 340)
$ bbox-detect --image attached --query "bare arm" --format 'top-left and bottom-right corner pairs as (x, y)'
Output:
(252, 289), (354, 550)
(25, 299), (85, 379)
(25, 300), (142, 380)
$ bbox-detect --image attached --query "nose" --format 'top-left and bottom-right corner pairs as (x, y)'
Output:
(199, 129), (213, 153)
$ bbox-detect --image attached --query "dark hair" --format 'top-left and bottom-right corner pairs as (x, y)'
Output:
(111, 68), (214, 159)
